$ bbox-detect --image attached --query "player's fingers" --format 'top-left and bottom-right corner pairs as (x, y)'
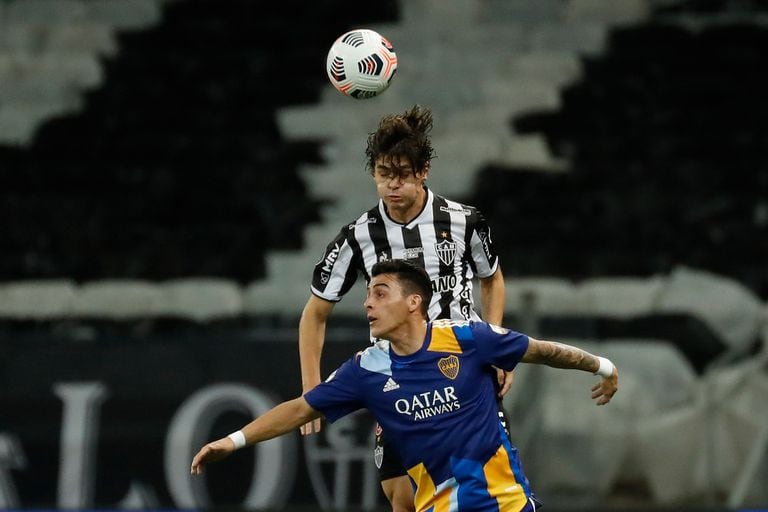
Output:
(300, 419), (322, 436)
(190, 451), (205, 474)
(498, 371), (514, 397)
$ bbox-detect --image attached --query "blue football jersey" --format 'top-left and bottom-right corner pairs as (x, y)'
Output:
(304, 319), (535, 512)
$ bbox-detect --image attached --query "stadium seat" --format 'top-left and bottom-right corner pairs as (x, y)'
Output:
(4, 0), (88, 24)
(565, 0), (650, 23)
(636, 354), (768, 503)
(43, 22), (117, 55)
(507, 339), (697, 502)
(0, 280), (76, 318)
(577, 275), (665, 318)
(161, 278), (243, 322)
(504, 277), (589, 316)
(83, 0), (162, 30)
(655, 266), (764, 357)
(242, 280), (311, 316)
(70, 280), (165, 319)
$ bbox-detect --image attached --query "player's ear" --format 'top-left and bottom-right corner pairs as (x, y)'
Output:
(420, 162), (430, 181)
(407, 294), (422, 313)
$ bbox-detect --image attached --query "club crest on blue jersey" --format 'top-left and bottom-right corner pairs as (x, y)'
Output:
(438, 355), (459, 379)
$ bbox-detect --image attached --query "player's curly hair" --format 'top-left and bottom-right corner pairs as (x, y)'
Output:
(365, 104), (436, 176)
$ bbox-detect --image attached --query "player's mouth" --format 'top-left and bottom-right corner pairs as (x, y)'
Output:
(367, 315), (377, 324)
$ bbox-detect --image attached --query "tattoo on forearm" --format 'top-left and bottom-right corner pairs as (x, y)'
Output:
(537, 341), (598, 372)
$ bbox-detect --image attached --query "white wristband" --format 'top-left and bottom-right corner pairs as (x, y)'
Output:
(227, 430), (246, 450)
(595, 357), (615, 378)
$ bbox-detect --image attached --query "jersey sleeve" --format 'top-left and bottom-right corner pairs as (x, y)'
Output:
(303, 358), (366, 423)
(470, 321), (529, 371)
(310, 225), (359, 302)
(467, 208), (499, 279)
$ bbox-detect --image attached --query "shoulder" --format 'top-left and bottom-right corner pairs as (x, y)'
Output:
(433, 194), (475, 217)
(355, 340), (393, 375)
(343, 205), (381, 231)
(432, 318), (471, 329)
(430, 319), (474, 346)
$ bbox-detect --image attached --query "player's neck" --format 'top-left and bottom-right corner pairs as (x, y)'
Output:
(388, 319), (428, 356)
(387, 188), (427, 224)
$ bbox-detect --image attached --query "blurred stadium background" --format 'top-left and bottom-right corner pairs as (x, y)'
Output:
(0, 0), (767, 510)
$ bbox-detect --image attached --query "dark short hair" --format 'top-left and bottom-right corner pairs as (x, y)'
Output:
(365, 104), (436, 176)
(371, 259), (432, 318)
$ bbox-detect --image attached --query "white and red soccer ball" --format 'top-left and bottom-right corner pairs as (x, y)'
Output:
(326, 29), (397, 99)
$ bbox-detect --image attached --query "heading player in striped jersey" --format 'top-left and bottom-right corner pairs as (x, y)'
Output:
(298, 105), (510, 511)
(192, 260), (620, 512)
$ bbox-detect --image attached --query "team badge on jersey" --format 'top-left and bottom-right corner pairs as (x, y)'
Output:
(374, 445), (384, 469)
(434, 239), (456, 266)
(438, 355), (460, 379)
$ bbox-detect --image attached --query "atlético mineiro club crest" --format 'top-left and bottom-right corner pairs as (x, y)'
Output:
(434, 239), (456, 266)
(438, 355), (460, 380)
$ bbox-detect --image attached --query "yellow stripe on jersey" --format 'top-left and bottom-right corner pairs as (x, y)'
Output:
(482, 444), (529, 511)
(427, 324), (463, 354)
(407, 462), (452, 512)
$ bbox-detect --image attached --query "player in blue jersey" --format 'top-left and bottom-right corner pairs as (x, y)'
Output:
(191, 260), (619, 512)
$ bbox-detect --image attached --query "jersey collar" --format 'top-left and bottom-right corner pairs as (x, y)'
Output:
(378, 186), (433, 230)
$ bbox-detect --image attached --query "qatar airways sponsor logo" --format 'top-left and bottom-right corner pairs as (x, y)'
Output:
(394, 386), (460, 421)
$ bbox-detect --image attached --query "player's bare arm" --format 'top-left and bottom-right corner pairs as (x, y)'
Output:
(522, 338), (618, 405)
(480, 267), (512, 396)
(479, 267), (505, 325)
(298, 296), (336, 435)
(191, 397), (321, 475)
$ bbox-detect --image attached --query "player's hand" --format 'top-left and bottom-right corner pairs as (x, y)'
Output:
(493, 366), (514, 397)
(300, 418), (323, 435)
(591, 366), (618, 406)
(190, 438), (236, 475)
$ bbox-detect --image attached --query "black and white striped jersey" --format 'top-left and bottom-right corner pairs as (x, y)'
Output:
(311, 188), (499, 321)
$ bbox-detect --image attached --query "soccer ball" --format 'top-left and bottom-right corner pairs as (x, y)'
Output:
(326, 29), (397, 99)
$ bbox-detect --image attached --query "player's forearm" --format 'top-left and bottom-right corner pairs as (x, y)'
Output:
(298, 300), (331, 391)
(299, 324), (325, 391)
(521, 338), (600, 373)
(479, 268), (505, 325)
(240, 398), (321, 445)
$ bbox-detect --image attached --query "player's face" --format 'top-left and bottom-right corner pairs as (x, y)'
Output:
(364, 274), (412, 339)
(373, 155), (428, 223)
